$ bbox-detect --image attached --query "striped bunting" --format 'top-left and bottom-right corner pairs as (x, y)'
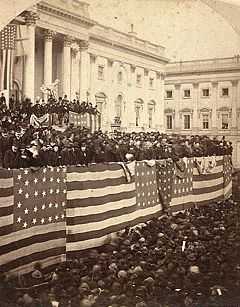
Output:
(0, 167), (66, 274)
(171, 158), (194, 211)
(223, 155), (232, 199)
(66, 162), (136, 254)
(66, 161), (161, 255)
(193, 156), (224, 206)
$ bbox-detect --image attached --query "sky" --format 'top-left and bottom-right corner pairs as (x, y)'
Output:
(87, 0), (240, 61)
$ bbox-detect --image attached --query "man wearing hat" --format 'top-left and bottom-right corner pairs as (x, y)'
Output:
(0, 129), (13, 168)
(3, 141), (20, 169)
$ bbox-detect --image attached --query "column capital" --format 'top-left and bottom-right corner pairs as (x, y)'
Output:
(174, 84), (181, 90)
(90, 53), (97, 63)
(43, 29), (55, 41)
(144, 68), (149, 76)
(79, 40), (89, 51)
(107, 58), (114, 67)
(231, 80), (239, 87)
(130, 64), (136, 73)
(22, 10), (39, 26)
(63, 35), (74, 47)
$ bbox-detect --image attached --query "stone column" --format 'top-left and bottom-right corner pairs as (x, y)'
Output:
(211, 82), (218, 133)
(63, 35), (72, 99)
(71, 42), (81, 99)
(174, 84), (181, 132)
(192, 82), (199, 133)
(89, 53), (97, 98)
(79, 40), (90, 102)
(231, 80), (238, 130)
(43, 29), (54, 101)
(23, 11), (38, 103)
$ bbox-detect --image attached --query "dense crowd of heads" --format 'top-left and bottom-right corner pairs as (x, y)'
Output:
(1, 198), (240, 307)
(0, 123), (233, 169)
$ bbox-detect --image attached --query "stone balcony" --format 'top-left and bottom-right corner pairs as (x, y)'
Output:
(166, 56), (240, 75)
(90, 23), (166, 59)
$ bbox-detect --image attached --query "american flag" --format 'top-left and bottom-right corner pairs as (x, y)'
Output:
(156, 159), (174, 210)
(66, 161), (161, 256)
(69, 111), (90, 128)
(223, 155), (232, 199)
(0, 167), (66, 274)
(135, 161), (162, 212)
(193, 156), (224, 206)
(171, 158), (194, 211)
(0, 24), (16, 91)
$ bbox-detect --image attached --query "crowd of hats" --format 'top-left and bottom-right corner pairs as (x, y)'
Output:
(0, 125), (233, 169)
(0, 198), (240, 307)
(0, 94), (98, 129)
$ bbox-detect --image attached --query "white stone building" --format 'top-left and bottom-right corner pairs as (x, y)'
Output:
(164, 57), (240, 167)
(10, 0), (168, 132)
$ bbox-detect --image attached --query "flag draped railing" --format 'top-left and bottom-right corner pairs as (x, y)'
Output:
(0, 155), (232, 275)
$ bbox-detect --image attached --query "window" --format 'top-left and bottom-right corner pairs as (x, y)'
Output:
(184, 89), (191, 98)
(117, 71), (123, 83)
(148, 108), (153, 128)
(98, 65), (104, 80)
(166, 90), (173, 99)
(184, 114), (191, 129)
(149, 78), (154, 88)
(115, 95), (123, 118)
(222, 114), (229, 129)
(136, 74), (142, 86)
(202, 114), (209, 129)
(166, 115), (173, 130)
(135, 106), (140, 126)
(222, 88), (229, 97)
(202, 88), (210, 97)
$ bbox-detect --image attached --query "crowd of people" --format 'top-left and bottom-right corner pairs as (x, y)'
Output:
(0, 198), (240, 307)
(0, 93), (233, 169)
(0, 124), (233, 169)
(0, 94), (98, 129)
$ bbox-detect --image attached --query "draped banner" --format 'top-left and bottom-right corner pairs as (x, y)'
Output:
(30, 113), (50, 128)
(0, 156), (232, 274)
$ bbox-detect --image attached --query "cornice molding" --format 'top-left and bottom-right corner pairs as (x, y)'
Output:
(37, 2), (96, 28)
(89, 35), (169, 64)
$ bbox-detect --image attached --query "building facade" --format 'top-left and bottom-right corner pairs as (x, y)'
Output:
(164, 56), (240, 167)
(9, 0), (168, 132)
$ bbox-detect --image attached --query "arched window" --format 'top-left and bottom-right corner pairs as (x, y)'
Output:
(134, 99), (144, 127)
(148, 100), (156, 128)
(115, 95), (123, 118)
(95, 92), (107, 129)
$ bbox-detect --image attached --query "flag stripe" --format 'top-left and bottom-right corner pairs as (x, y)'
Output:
(0, 230), (65, 257)
(0, 195), (14, 208)
(67, 202), (137, 225)
(193, 165), (223, 177)
(0, 246), (65, 273)
(8, 255), (65, 275)
(0, 187), (14, 197)
(67, 206), (161, 244)
(67, 205), (160, 236)
(193, 177), (223, 188)
(68, 177), (126, 190)
(0, 178), (14, 188)
(193, 182), (224, 195)
(67, 183), (135, 200)
(67, 197), (136, 217)
(67, 190), (136, 208)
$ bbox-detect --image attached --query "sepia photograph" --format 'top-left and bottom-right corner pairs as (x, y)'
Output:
(0, 0), (240, 306)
